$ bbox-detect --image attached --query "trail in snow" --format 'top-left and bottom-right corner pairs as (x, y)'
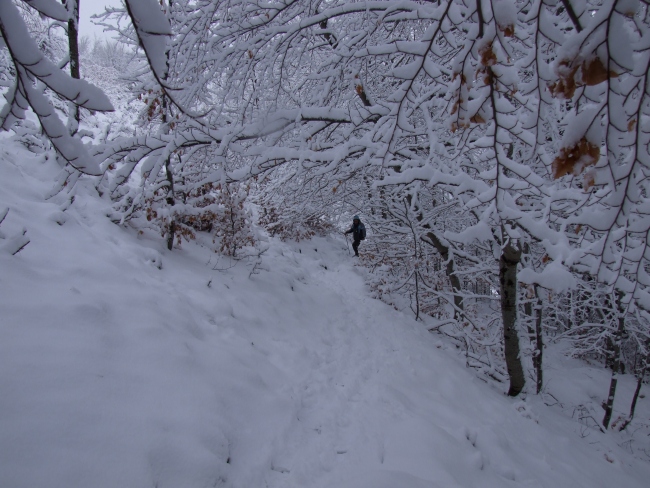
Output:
(261, 245), (385, 487)
(224, 239), (650, 488)
(1, 140), (650, 488)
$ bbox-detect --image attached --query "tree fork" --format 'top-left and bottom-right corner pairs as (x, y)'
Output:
(619, 346), (649, 431)
(421, 232), (464, 319)
(408, 193), (465, 320)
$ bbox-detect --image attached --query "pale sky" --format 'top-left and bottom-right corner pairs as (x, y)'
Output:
(79, 0), (122, 39)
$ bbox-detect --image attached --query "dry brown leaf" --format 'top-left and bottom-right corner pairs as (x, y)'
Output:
(550, 64), (578, 99)
(470, 114), (485, 124)
(552, 138), (600, 179)
(480, 67), (493, 85)
(581, 58), (618, 86)
(479, 42), (497, 67)
(551, 57), (618, 98)
(583, 170), (596, 191)
(500, 25), (515, 37)
(450, 100), (459, 116)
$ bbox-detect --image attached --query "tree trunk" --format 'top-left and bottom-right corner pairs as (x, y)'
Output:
(164, 151), (175, 251)
(162, 0), (175, 251)
(64, 0), (80, 135)
(602, 292), (626, 429)
(524, 297), (533, 334)
(605, 336), (617, 370)
(421, 232), (464, 320)
(619, 349), (649, 431)
(533, 287), (544, 394)
(500, 242), (525, 396)
(162, 96), (175, 250)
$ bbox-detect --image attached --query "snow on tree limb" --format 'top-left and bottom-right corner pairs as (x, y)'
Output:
(0, 1), (114, 112)
(21, 0), (69, 22)
(0, 80), (27, 130)
(18, 66), (102, 175)
(0, 0), (113, 175)
(124, 0), (171, 84)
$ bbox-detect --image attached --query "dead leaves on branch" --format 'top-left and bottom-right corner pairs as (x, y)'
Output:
(451, 72), (467, 85)
(477, 41), (507, 87)
(448, 104), (489, 133)
(499, 24), (515, 38)
(470, 113), (486, 124)
(583, 171), (596, 191)
(479, 42), (497, 68)
(552, 138), (600, 179)
(142, 183), (256, 254)
(550, 57), (618, 99)
(448, 42), (503, 130)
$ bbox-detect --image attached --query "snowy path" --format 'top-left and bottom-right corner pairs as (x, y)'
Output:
(262, 252), (385, 487)
(216, 239), (650, 488)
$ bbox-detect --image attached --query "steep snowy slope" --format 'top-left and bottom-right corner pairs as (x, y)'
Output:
(1, 138), (649, 488)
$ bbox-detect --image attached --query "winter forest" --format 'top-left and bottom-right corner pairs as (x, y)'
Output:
(2, 0), (650, 486)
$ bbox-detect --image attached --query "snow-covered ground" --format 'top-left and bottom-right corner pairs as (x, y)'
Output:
(2, 137), (650, 487)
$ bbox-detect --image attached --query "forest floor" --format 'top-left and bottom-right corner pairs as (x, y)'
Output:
(1, 136), (650, 488)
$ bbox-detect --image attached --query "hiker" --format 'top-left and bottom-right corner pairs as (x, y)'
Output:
(344, 215), (366, 257)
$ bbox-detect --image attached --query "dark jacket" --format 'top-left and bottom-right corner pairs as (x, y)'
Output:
(346, 221), (366, 242)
